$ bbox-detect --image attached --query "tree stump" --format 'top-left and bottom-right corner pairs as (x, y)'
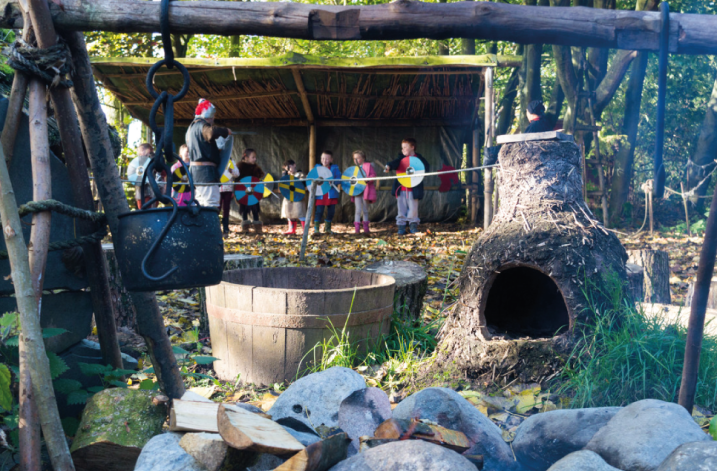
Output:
(626, 263), (645, 303)
(103, 243), (137, 330)
(626, 249), (671, 304)
(364, 261), (427, 318)
(685, 278), (717, 309)
(70, 388), (167, 471)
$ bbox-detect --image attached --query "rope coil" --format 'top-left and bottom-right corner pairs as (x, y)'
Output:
(4, 39), (73, 88)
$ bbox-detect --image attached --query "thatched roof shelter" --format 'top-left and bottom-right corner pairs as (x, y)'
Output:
(91, 53), (519, 223)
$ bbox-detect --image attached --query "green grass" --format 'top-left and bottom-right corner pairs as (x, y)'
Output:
(559, 273), (717, 411)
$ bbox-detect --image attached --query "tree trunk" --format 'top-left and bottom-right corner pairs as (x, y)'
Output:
(364, 261), (427, 319)
(64, 31), (185, 400)
(437, 0), (449, 55)
(519, 0), (546, 131)
(688, 73), (717, 210)
(546, 78), (564, 129)
(70, 389), (167, 471)
(496, 65), (520, 136)
(627, 249), (671, 304)
(608, 51), (648, 224)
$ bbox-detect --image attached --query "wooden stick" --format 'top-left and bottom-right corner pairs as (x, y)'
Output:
(1, 73), (28, 165)
(0, 0), (709, 54)
(483, 67), (494, 229)
(27, 0), (124, 371)
(63, 31), (185, 400)
(300, 181), (318, 262)
(648, 186), (654, 234)
(0, 83), (75, 471)
(681, 182), (691, 236)
(274, 433), (351, 471)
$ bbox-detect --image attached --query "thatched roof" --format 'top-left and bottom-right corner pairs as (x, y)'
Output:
(91, 53), (519, 129)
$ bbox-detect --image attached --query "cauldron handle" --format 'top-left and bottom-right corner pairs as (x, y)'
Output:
(140, 197), (180, 281)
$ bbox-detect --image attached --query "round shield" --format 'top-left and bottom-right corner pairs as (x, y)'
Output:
(278, 174), (306, 202)
(307, 166), (333, 197)
(234, 176), (264, 206)
(341, 166), (367, 196)
(263, 173), (275, 197)
(172, 164), (188, 193)
(397, 156), (425, 188)
(220, 160), (236, 184)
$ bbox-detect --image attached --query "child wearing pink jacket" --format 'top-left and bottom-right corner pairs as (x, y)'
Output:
(351, 150), (377, 234)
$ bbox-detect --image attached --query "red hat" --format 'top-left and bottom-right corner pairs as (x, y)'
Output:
(195, 99), (216, 119)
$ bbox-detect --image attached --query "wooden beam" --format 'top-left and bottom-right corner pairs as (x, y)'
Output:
(292, 68), (315, 123)
(174, 118), (473, 127)
(121, 90), (298, 106)
(0, 0), (707, 54)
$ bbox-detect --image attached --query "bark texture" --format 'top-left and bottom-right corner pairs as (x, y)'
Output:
(438, 140), (627, 380)
(627, 249), (671, 304)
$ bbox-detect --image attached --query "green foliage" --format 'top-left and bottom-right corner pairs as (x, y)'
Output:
(0, 364), (11, 411)
(559, 273), (717, 411)
(47, 352), (69, 380)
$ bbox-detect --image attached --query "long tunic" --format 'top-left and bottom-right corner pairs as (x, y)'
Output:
(185, 118), (230, 183)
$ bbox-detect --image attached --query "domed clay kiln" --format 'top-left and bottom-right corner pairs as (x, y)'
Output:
(438, 137), (627, 382)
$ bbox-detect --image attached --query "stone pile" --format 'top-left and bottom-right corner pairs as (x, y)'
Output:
(132, 367), (715, 471)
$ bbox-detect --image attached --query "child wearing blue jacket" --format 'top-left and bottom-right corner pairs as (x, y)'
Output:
(314, 151), (342, 234)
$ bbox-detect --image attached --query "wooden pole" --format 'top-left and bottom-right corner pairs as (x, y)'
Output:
(681, 182), (691, 237)
(648, 187), (654, 234)
(63, 31), (185, 400)
(299, 181), (318, 262)
(309, 124), (317, 170)
(471, 127), (480, 225)
(26, 0), (123, 370)
(483, 67), (494, 229)
(0, 88), (75, 471)
(0, 0), (711, 55)
(678, 171), (717, 413)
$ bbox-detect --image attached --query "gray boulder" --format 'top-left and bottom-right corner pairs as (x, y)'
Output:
(586, 399), (711, 471)
(656, 441), (717, 471)
(328, 439), (476, 471)
(268, 367), (366, 430)
(248, 454), (285, 471)
(513, 407), (620, 471)
(179, 432), (258, 471)
(392, 387), (519, 471)
(338, 387), (392, 456)
(547, 450), (622, 471)
(134, 433), (203, 471)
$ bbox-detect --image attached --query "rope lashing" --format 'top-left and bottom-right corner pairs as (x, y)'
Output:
(0, 199), (107, 260)
(4, 39), (73, 88)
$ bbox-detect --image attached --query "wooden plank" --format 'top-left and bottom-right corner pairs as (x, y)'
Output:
(217, 404), (305, 454)
(274, 433), (351, 471)
(0, 1), (707, 54)
(291, 68), (315, 123)
(174, 118), (473, 128)
(496, 131), (574, 144)
(170, 400), (220, 433)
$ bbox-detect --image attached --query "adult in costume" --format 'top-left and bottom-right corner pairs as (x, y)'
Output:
(525, 100), (553, 133)
(185, 99), (231, 207)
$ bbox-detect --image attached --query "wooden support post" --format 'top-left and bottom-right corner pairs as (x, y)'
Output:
(300, 181), (318, 262)
(471, 127), (480, 226)
(648, 186), (654, 234)
(292, 68), (317, 170)
(64, 31), (185, 400)
(681, 182), (692, 236)
(27, 0), (123, 370)
(483, 66), (495, 229)
(1, 73), (28, 164)
(493, 172), (499, 216)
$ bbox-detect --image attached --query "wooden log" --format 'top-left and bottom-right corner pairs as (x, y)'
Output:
(627, 249), (671, 303)
(373, 418), (471, 453)
(274, 433), (351, 471)
(0, 0), (712, 54)
(70, 389), (167, 471)
(169, 399), (272, 433)
(64, 31), (185, 400)
(102, 243), (137, 329)
(626, 263), (645, 303)
(217, 404), (305, 455)
(364, 261), (427, 319)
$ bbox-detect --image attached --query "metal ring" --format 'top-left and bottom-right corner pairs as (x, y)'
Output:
(148, 91), (168, 135)
(145, 59), (190, 101)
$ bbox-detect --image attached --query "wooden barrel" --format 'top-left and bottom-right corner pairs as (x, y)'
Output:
(206, 267), (395, 385)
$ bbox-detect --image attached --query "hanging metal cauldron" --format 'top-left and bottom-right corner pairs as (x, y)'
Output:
(115, 34), (224, 291)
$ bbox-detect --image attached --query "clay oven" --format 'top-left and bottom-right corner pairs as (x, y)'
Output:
(438, 136), (627, 379)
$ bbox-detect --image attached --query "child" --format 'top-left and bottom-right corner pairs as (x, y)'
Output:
(171, 144), (192, 207)
(351, 150), (376, 234)
(280, 159), (307, 234)
(314, 151), (341, 234)
(384, 138), (430, 235)
(237, 148), (265, 234)
(219, 156), (241, 237)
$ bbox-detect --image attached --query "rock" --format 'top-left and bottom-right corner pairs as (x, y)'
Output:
(328, 439), (476, 471)
(586, 399), (711, 471)
(268, 367), (366, 430)
(656, 441), (717, 471)
(179, 432), (258, 471)
(513, 407), (621, 471)
(234, 402), (265, 415)
(392, 387), (518, 471)
(547, 450), (622, 471)
(248, 454), (286, 471)
(134, 433), (204, 471)
(338, 387), (392, 456)
(282, 424), (322, 446)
